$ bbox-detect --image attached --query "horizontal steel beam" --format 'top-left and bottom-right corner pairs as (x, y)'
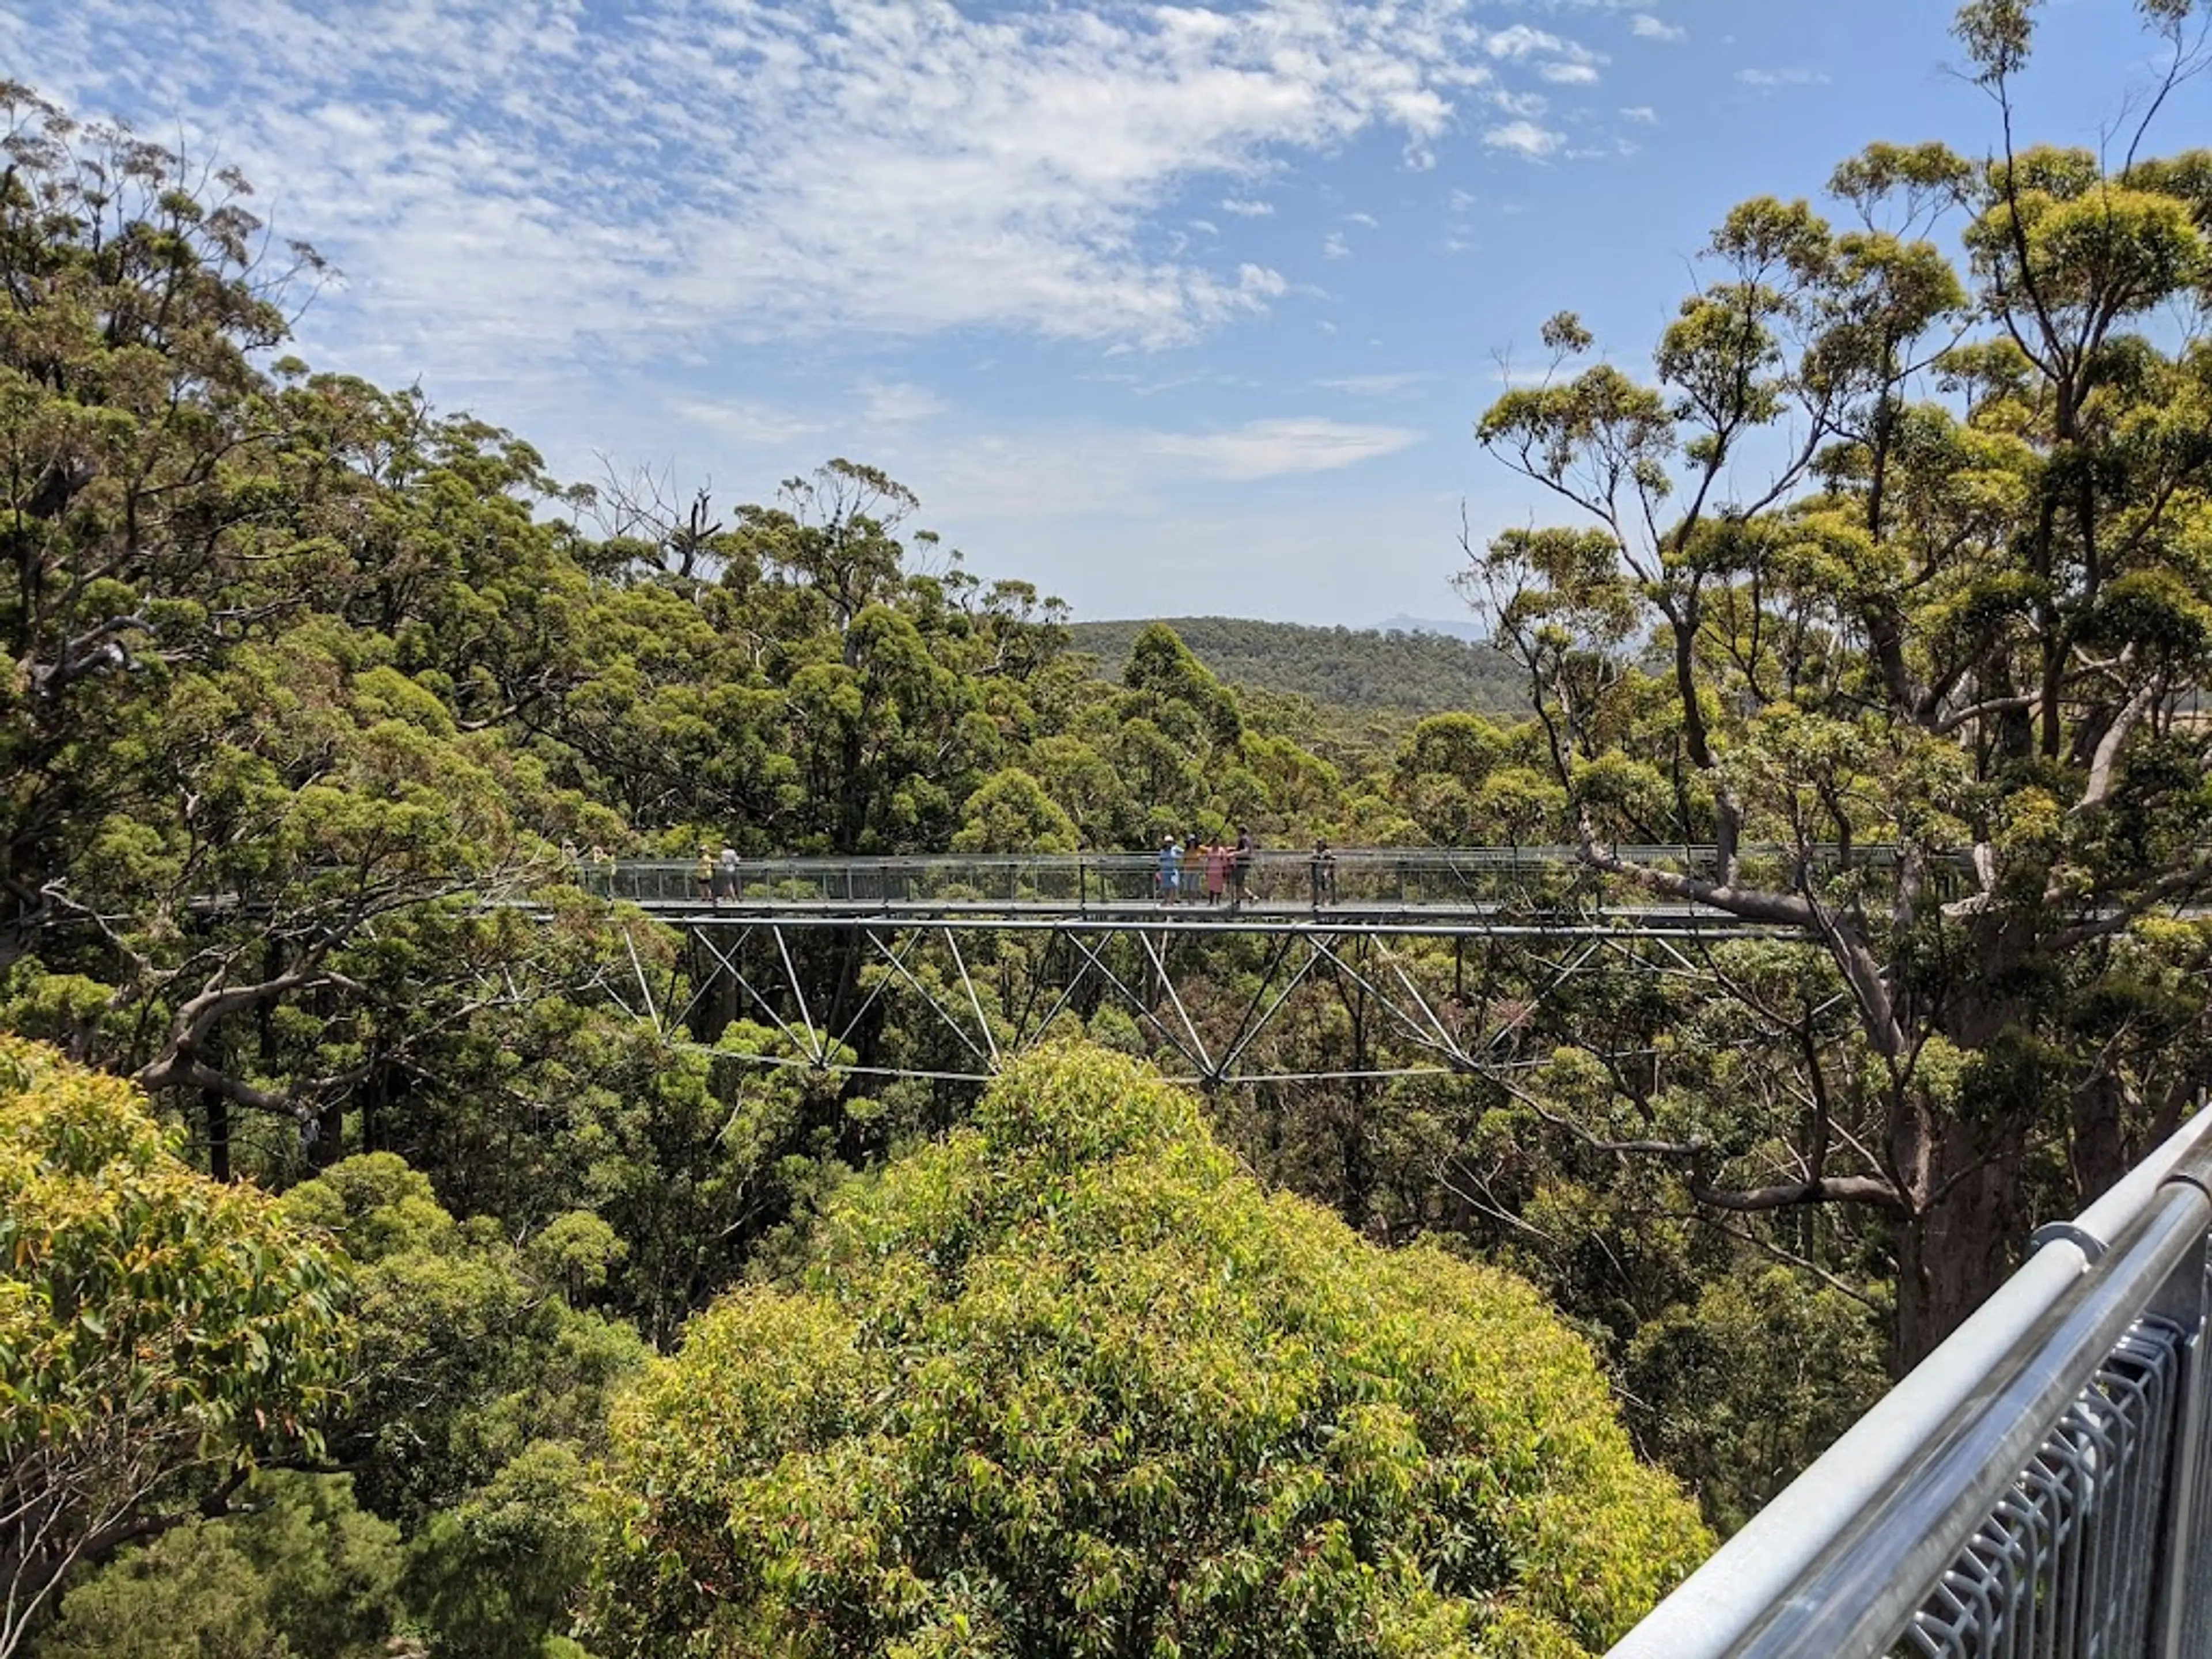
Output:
(605, 909), (1791, 939)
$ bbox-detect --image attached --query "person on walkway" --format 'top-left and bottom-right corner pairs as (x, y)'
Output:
(1309, 838), (1338, 910)
(1230, 827), (1253, 910)
(588, 844), (614, 899)
(695, 845), (716, 906)
(1205, 839), (1228, 907)
(717, 843), (741, 904)
(1158, 836), (1182, 905)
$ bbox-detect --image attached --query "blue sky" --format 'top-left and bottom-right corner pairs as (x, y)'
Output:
(5, 1), (2188, 624)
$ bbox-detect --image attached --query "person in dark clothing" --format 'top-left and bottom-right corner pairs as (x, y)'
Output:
(1309, 839), (1337, 909)
(1229, 827), (1253, 909)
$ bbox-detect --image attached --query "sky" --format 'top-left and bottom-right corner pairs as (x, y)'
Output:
(3, 0), (2193, 625)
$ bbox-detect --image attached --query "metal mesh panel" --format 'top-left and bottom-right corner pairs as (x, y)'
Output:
(2181, 1261), (2212, 1659)
(1898, 1319), (2187, 1659)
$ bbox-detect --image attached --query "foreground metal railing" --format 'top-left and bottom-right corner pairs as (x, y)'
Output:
(1611, 1108), (2212, 1658)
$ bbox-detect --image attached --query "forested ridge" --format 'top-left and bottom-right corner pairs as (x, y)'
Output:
(7, 1), (2212, 1652)
(1067, 617), (1527, 717)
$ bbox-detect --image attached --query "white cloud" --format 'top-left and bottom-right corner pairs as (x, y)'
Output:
(1737, 67), (1832, 87)
(1321, 230), (1351, 259)
(862, 382), (949, 425)
(1344, 211), (1380, 228)
(1483, 120), (1566, 161)
(1484, 22), (1605, 83)
(1630, 14), (1687, 42)
(1150, 418), (1421, 480)
(1236, 264), (1290, 302)
(1620, 104), (1660, 123)
(15, 0), (1556, 368)
(1485, 24), (1569, 60)
(1219, 198), (1276, 218)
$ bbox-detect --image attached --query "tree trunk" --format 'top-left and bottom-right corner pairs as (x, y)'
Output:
(1892, 1130), (2025, 1371)
(1891, 964), (2038, 1370)
(204, 1084), (230, 1183)
(2070, 1067), (2130, 1215)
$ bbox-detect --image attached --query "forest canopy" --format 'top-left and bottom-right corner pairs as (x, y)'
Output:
(5, 0), (2212, 1650)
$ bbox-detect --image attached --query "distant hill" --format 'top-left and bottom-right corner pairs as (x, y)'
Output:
(1068, 616), (1525, 717)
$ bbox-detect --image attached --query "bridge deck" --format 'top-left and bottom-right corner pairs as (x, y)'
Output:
(612, 898), (1779, 935)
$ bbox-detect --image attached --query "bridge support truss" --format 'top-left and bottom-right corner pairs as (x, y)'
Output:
(626, 912), (1784, 1088)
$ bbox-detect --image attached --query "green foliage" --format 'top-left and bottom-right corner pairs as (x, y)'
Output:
(280, 1154), (645, 1525)
(589, 1046), (1707, 1658)
(280, 1153), (642, 1657)
(40, 1473), (406, 1659)
(0, 1037), (350, 1656)
(953, 767), (1080, 854)
(404, 1442), (603, 1659)
(1622, 1270), (1889, 1535)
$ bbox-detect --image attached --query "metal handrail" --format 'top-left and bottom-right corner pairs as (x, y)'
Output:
(562, 844), (1961, 919)
(1610, 1108), (2212, 1657)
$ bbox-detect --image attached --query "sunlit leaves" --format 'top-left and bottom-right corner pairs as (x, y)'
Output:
(0, 1038), (349, 1654)
(590, 1047), (1708, 1659)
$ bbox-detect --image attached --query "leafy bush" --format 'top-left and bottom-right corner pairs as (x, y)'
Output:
(589, 1045), (1706, 1658)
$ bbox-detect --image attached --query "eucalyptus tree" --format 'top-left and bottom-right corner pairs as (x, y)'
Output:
(1469, 0), (2212, 1362)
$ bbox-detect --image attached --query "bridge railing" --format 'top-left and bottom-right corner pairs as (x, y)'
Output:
(577, 846), (1940, 914)
(1610, 1106), (2212, 1658)
(590, 849), (1600, 910)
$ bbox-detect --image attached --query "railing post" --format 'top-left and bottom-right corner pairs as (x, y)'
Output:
(2153, 1221), (2211, 1659)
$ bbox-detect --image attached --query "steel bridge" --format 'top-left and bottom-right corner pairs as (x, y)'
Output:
(588, 843), (1903, 923)
(573, 847), (1850, 1088)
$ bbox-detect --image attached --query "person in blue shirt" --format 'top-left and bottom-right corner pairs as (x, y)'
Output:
(1158, 836), (1182, 904)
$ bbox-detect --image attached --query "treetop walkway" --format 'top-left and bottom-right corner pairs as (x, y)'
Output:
(571, 844), (1922, 1089)
(585, 843), (1925, 934)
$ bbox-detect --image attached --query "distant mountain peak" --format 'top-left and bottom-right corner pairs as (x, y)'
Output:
(1374, 613), (1487, 642)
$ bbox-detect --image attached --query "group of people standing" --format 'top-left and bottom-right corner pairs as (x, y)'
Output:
(562, 842), (618, 896)
(694, 843), (743, 906)
(1158, 830), (1254, 908)
(1156, 833), (1340, 910)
